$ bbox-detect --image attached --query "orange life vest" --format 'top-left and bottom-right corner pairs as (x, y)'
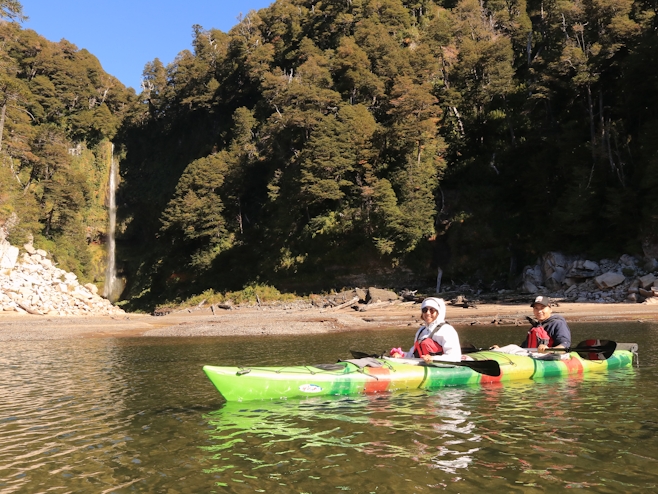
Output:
(413, 323), (445, 357)
(526, 325), (553, 347)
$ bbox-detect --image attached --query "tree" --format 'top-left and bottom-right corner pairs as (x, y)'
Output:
(0, 0), (24, 21)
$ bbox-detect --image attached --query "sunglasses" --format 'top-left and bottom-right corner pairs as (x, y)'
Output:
(421, 307), (437, 313)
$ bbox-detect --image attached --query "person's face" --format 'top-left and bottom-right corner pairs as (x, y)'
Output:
(421, 306), (438, 324)
(532, 303), (552, 321)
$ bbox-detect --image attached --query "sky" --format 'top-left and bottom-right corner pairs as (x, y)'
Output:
(19, 0), (274, 91)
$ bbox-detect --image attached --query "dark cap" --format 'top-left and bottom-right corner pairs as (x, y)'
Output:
(530, 295), (551, 308)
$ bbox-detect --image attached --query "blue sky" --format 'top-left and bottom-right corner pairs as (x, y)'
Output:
(19, 0), (274, 91)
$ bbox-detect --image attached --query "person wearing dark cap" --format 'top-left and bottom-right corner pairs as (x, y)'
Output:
(490, 295), (571, 354)
(523, 295), (571, 352)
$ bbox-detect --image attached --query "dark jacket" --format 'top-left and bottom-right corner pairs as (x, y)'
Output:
(521, 314), (571, 348)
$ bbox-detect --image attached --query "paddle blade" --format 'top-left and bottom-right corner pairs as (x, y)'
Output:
(459, 360), (501, 377)
(428, 358), (501, 377)
(572, 339), (617, 360)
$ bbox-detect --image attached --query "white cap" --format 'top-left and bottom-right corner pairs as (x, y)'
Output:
(421, 298), (441, 312)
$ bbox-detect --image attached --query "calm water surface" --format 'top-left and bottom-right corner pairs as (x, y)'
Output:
(1, 321), (657, 493)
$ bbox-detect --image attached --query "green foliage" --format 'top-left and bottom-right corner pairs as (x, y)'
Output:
(0, 20), (133, 282)
(10, 0), (652, 304)
(178, 284), (299, 309)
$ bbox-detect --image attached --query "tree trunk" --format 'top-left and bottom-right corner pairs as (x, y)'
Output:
(586, 84), (596, 188)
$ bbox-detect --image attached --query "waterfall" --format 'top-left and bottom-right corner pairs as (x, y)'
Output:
(104, 144), (119, 301)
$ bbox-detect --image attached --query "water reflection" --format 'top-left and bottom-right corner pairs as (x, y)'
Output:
(0, 321), (656, 492)
(202, 366), (653, 492)
(203, 389), (483, 490)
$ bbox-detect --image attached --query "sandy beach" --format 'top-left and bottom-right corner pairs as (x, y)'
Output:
(0, 300), (656, 341)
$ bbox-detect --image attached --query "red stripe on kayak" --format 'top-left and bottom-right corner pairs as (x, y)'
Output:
(363, 367), (392, 393)
(479, 372), (503, 384)
(563, 354), (585, 374)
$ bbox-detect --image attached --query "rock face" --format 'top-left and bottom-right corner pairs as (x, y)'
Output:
(0, 240), (125, 316)
(521, 252), (658, 304)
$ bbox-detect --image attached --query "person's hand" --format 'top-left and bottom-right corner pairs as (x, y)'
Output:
(489, 344), (500, 350)
(422, 354), (433, 363)
(390, 347), (404, 358)
(537, 344), (548, 353)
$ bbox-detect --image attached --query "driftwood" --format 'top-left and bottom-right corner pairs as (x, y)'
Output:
(357, 299), (401, 312)
(328, 296), (359, 311)
(212, 303), (234, 314)
(16, 302), (43, 315)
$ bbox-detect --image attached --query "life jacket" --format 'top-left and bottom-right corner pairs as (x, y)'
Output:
(526, 325), (553, 348)
(413, 322), (445, 358)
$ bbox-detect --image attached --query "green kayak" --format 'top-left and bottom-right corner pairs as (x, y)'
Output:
(203, 345), (637, 402)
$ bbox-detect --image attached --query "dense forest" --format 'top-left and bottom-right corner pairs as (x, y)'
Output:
(0, 1), (133, 282)
(0, 0), (657, 309)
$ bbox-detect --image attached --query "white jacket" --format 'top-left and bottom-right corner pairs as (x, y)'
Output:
(405, 298), (462, 362)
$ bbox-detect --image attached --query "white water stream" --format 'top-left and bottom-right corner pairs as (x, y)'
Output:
(103, 144), (118, 301)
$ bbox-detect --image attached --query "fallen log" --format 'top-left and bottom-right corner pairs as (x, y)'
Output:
(327, 296), (359, 311)
(357, 299), (401, 312)
(16, 302), (43, 315)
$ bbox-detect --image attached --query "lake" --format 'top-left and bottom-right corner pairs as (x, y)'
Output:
(1, 320), (657, 493)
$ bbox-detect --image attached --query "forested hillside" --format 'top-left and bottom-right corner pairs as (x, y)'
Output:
(1, 0), (657, 309)
(115, 0), (658, 307)
(0, 1), (134, 282)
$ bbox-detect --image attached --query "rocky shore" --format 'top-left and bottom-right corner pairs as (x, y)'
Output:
(1, 239), (657, 342)
(519, 252), (658, 304)
(0, 240), (125, 317)
(1, 298), (656, 342)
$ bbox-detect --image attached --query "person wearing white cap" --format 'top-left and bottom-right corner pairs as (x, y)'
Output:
(389, 297), (462, 362)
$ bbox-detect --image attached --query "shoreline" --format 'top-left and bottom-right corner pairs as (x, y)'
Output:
(0, 301), (656, 341)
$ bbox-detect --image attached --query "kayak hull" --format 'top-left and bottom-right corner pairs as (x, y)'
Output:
(203, 350), (634, 402)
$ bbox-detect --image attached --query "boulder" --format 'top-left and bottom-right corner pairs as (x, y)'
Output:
(522, 280), (538, 293)
(595, 272), (625, 289)
(567, 260), (599, 279)
(545, 266), (567, 290)
(0, 242), (19, 270)
(583, 260), (599, 271)
(639, 273), (656, 289)
(523, 264), (543, 286)
(366, 287), (399, 304)
(619, 254), (637, 266)
(84, 283), (99, 295)
(563, 277), (578, 287)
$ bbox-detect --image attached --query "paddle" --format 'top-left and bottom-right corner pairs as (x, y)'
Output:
(349, 350), (501, 377)
(526, 339), (617, 360)
(420, 357), (501, 377)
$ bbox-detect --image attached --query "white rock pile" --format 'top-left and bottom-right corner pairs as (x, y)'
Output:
(0, 240), (125, 316)
(522, 252), (658, 304)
